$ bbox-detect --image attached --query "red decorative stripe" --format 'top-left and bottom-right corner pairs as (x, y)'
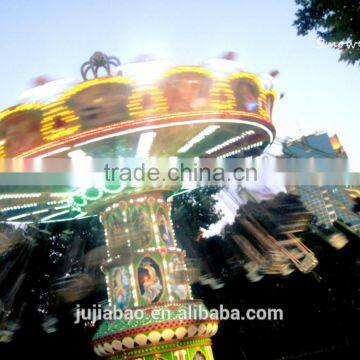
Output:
(17, 111), (274, 157)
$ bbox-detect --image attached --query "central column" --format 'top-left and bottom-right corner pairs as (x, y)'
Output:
(92, 191), (218, 360)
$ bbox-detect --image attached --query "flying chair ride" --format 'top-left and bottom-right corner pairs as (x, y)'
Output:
(0, 52), (277, 359)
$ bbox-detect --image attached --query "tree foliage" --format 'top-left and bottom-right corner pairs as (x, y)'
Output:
(171, 186), (223, 245)
(294, 0), (360, 65)
(0, 217), (105, 341)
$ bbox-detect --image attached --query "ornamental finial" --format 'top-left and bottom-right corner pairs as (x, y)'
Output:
(80, 51), (121, 80)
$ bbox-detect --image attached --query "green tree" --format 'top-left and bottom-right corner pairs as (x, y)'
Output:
(171, 186), (223, 255)
(294, 0), (360, 65)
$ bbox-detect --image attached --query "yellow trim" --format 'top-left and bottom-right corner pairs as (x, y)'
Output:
(128, 86), (168, 118)
(41, 105), (80, 141)
(162, 66), (213, 78)
(0, 103), (43, 122)
(227, 71), (263, 88)
(210, 80), (236, 110)
(58, 76), (133, 101)
(227, 72), (276, 118)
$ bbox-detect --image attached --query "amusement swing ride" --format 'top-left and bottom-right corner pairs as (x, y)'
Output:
(0, 51), (280, 359)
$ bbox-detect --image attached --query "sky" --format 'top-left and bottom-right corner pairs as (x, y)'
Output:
(0, 0), (359, 159)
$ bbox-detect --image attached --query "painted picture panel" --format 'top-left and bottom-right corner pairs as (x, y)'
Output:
(129, 205), (153, 248)
(156, 206), (173, 247)
(137, 256), (163, 304)
(110, 266), (132, 310)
